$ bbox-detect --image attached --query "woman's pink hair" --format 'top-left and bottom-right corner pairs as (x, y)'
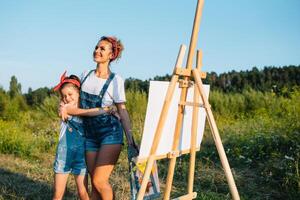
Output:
(100, 36), (124, 62)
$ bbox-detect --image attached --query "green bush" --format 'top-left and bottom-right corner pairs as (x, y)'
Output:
(0, 91), (28, 121)
(0, 91), (9, 118)
(0, 120), (54, 158)
(37, 95), (60, 120)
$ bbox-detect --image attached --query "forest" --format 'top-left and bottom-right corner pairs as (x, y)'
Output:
(0, 65), (299, 199)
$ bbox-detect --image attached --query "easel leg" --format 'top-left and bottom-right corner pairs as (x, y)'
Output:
(188, 50), (202, 195)
(137, 155), (156, 200)
(137, 45), (187, 200)
(187, 78), (199, 195)
(163, 89), (189, 200)
(192, 69), (240, 200)
(164, 155), (177, 199)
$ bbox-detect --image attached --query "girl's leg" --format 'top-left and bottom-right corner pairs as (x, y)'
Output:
(53, 173), (69, 200)
(93, 144), (122, 200)
(74, 174), (90, 200)
(86, 151), (101, 200)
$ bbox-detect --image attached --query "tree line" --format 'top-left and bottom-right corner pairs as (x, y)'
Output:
(0, 65), (299, 109)
(125, 65), (300, 94)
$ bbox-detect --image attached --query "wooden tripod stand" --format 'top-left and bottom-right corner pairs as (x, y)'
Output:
(136, 0), (240, 199)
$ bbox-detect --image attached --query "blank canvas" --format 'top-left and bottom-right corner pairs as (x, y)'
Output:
(138, 81), (210, 161)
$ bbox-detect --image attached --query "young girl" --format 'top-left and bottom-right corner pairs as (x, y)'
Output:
(52, 72), (114, 200)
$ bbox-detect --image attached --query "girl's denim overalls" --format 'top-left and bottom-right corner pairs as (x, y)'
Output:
(80, 70), (123, 151)
(53, 117), (87, 175)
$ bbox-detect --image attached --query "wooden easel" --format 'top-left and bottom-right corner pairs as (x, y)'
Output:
(136, 0), (240, 199)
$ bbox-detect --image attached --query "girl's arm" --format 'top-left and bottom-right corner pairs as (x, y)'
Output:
(116, 102), (135, 146)
(59, 101), (70, 121)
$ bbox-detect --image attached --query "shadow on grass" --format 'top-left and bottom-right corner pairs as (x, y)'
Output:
(0, 168), (75, 200)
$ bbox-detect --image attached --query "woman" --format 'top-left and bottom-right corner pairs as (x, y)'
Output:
(61, 36), (134, 200)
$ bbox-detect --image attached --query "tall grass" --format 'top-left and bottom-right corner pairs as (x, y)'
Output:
(0, 95), (60, 158)
(125, 90), (147, 143)
(202, 89), (300, 199)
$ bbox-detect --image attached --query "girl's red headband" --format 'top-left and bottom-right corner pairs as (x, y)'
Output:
(53, 71), (80, 91)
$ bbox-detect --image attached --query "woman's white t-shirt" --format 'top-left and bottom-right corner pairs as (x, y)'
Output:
(80, 71), (126, 107)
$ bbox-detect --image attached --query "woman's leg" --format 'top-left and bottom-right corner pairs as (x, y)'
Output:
(86, 151), (101, 200)
(74, 174), (89, 200)
(53, 173), (69, 200)
(93, 144), (122, 200)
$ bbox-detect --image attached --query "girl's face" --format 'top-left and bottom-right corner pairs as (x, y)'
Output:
(60, 86), (79, 105)
(93, 40), (113, 64)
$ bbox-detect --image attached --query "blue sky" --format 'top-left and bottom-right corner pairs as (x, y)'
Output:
(0, 0), (299, 92)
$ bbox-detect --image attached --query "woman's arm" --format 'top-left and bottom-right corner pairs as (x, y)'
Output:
(116, 102), (135, 146)
(60, 104), (111, 120)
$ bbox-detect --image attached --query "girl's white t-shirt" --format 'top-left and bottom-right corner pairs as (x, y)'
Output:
(80, 71), (126, 107)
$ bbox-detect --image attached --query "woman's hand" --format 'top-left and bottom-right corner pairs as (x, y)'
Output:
(107, 106), (121, 120)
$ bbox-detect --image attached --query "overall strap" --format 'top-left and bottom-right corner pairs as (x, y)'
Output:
(67, 120), (83, 135)
(99, 73), (115, 107)
(80, 70), (95, 88)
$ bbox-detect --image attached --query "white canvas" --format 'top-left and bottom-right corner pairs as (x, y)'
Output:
(138, 81), (210, 161)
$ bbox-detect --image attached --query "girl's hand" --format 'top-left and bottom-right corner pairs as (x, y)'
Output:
(60, 104), (71, 121)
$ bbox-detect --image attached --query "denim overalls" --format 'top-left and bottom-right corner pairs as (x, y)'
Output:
(53, 117), (87, 175)
(80, 70), (123, 151)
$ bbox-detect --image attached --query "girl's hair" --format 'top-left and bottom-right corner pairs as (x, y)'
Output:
(100, 36), (124, 62)
(60, 75), (80, 92)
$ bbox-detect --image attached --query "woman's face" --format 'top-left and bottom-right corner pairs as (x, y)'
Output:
(93, 40), (113, 64)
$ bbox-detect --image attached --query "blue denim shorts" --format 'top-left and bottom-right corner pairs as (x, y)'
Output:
(53, 144), (87, 175)
(53, 120), (87, 175)
(85, 114), (124, 152)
